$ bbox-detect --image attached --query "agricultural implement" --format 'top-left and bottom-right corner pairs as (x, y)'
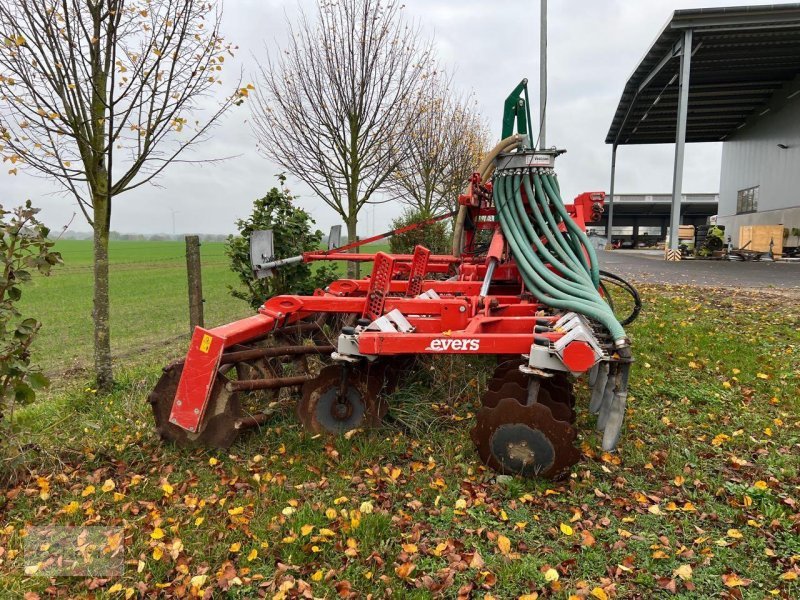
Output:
(149, 80), (639, 480)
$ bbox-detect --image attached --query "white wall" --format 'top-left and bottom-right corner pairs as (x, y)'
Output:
(718, 94), (800, 246)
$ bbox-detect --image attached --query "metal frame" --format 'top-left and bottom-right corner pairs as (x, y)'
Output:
(169, 191), (609, 434)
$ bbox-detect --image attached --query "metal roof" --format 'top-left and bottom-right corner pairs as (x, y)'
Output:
(606, 3), (800, 145)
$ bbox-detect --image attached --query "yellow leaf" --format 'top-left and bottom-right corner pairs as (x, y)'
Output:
(455, 498), (467, 510)
(161, 482), (174, 496)
(229, 542), (241, 553)
(208, 457), (218, 466)
(402, 543), (418, 554)
(333, 496), (348, 505)
(194, 517), (204, 526)
(519, 595), (539, 600)
(395, 562), (416, 578)
(497, 535), (511, 555)
(360, 501), (373, 514)
(319, 528), (335, 537)
(108, 583), (123, 593)
(63, 501), (80, 514)
(125, 588), (135, 599)
(228, 506), (244, 515)
(325, 508), (337, 519)
(727, 529), (743, 539)
(300, 524), (314, 536)
(152, 546), (163, 560)
(591, 588), (608, 600)
(559, 523), (573, 536)
(101, 479), (115, 493)
(150, 528), (164, 540)
(190, 574), (208, 589)
(544, 567), (559, 582)
(81, 485), (95, 497)
(756, 372), (769, 380)
(780, 571), (798, 581)
(247, 548), (257, 561)
(311, 570), (323, 582)
(674, 564), (693, 580)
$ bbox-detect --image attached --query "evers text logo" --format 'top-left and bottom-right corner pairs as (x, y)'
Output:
(425, 338), (480, 352)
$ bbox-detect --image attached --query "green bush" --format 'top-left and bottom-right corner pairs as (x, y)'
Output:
(0, 202), (62, 427)
(226, 180), (338, 309)
(388, 209), (451, 255)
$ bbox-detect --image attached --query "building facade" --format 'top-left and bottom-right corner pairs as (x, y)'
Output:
(717, 92), (800, 246)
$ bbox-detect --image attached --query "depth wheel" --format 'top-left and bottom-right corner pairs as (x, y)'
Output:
(149, 362), (243, 449)
(471, 397), (580, 479)
(298, 365), (386, 434)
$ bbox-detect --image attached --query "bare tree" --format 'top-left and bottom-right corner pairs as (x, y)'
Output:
(387, 74), (491, 218)
(0, 0), (242, 389)
(251, 0), (432, 277)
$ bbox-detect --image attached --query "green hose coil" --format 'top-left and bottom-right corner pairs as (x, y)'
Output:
(493, 167), (626, 342)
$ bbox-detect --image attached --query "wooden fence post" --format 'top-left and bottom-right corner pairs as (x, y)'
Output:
(185, 235), (204, 331)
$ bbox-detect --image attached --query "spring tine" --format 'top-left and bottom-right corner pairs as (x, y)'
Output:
(588, 363), (600, 387)
(596, 363), (618, 431)
(589, 363), (609, 414)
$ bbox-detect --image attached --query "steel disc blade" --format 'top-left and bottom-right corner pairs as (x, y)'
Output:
(149, 362), (242, 449)
(471, 397), (580, 480)
(298, 365), (386, 434)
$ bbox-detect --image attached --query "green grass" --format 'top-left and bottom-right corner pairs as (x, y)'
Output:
(18, 240), (252, 376)
(2, 252), (799, 598)
(17, 240), (390, 377)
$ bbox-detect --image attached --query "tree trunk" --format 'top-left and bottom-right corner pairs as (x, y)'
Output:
(346, 215), (360, 279)
(92, 191), (113, 391)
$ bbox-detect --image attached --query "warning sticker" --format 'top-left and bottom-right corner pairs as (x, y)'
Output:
(199, 334), (213, 353)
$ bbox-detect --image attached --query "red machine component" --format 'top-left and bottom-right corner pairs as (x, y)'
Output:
(150, 102), (635, 480)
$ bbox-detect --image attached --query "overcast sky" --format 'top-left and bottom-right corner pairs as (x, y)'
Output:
(1, 0), (788, 236)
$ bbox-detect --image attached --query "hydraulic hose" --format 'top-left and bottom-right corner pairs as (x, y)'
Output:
(452, 134), (525, 256)
(493, 167), (627, 342)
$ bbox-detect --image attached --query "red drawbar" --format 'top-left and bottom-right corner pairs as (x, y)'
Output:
(561, 340), (597, 373)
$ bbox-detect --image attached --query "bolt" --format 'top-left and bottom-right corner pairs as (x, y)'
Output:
(459, 305), (466, 313)
(169, 417), (177, 424)
(194, 408), (200, 414)
(176, 400), (182, 406)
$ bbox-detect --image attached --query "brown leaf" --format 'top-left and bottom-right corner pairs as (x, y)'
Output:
(395, 562), (416, 579)
(580, 529), (596, 547)
(469, 549), (485, 569)
(657, 577), (677, 594)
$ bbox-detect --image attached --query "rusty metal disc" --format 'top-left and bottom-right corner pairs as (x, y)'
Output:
(482, 381), (575, 424)
(149, 362), (243, 449)
(297, 364), (386, 434)
(489, 368), (576, 409)
(471, 397), (580, 480)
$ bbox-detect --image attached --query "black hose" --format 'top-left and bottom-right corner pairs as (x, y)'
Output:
(598, 269), (642, 326)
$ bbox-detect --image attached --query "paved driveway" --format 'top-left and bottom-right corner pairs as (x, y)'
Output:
(597, 250), (800, 290)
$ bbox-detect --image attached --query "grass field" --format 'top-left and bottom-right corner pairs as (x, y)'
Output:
(18, 240), (389, 378)
(2, 263), (798, 598)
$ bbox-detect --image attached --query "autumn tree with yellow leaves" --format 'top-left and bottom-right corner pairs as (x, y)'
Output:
(0, 0), (243, 389)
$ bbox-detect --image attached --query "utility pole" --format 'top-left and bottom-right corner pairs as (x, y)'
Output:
(539, 0), (547, 149)
(170, 208), (179, 236)
(185, 235), (204, 332)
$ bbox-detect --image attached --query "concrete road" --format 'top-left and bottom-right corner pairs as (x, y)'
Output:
(597, 250), (800, 290)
